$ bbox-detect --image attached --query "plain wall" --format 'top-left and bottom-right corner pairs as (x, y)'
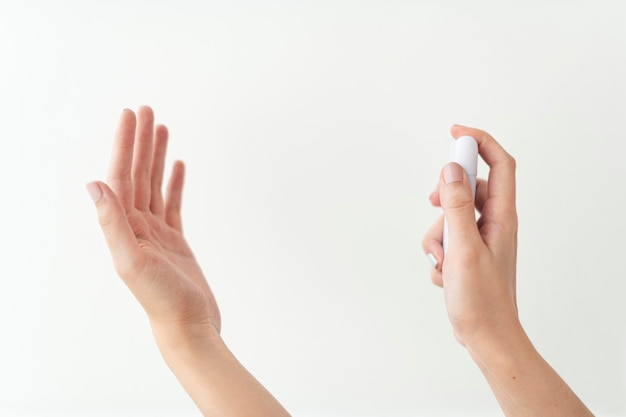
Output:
(0, 1), (624, 415)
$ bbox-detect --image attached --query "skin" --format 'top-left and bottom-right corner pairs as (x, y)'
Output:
(86, 106), (290, 417)
(87, 107), (593, 416)
(422, 125), (594, 416)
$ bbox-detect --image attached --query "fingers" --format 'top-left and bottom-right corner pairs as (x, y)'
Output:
(425, 126), (516, 286)
(474, 178), (488, 213)
(107, 109), (137, 210)
(165, 161), (185, 232)
(132, 106), (156, 211)
(429, 178), (488, 213)
(429, 188), (441, 207)
(439, 163), (482, 254)
(106, 106), (175, 219)
(422, 215), (444, 287)
(150, 124), (169, 216)
(86, 181), (144, 278)
(426, 176), (486, 279)
(450, 125), (516, 231)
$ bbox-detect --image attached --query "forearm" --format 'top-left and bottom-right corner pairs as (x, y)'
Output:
(467, 322), (594, 417)
(151, 322), (291, 417)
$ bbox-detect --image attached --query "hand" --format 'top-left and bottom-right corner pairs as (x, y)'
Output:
(87, 106), (221, 334)
(87, 107), (291, 417)
(423, 126), (593, 417)
(422, 125), (518, 348)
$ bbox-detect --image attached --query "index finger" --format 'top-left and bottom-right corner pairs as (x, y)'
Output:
(106, 109), (137, 210)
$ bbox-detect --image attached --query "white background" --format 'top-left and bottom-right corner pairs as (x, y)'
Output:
(0, 0), (624, 416)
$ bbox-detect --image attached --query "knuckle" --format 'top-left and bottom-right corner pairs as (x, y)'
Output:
(430, 270), (443, 287)
(444, 190), (474, 211)
(115, 256), (144, 279)
(500, 210), (518, 234)
(96, 205), (116, 231)
(504, 154), (516, 172)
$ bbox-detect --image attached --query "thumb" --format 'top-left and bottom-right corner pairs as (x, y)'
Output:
(86, 181), (143, 277)
(440, 163), (481, 253)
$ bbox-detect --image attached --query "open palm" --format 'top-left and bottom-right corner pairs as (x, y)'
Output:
(88, 107), (220, 332)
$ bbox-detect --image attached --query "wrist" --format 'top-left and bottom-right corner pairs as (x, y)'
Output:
(464, 319), (594, 416)
(150, 318), (224, 357)
(149, 319), (292, 417)
(464, 318), (537, 380)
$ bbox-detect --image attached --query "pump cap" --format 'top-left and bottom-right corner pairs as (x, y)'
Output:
(449, 135), (478, 176)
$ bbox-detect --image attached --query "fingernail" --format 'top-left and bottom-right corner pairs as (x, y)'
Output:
(426, 253), (439, 269)
(443, 163), (463, 184)
(86, 182), (103, 203)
